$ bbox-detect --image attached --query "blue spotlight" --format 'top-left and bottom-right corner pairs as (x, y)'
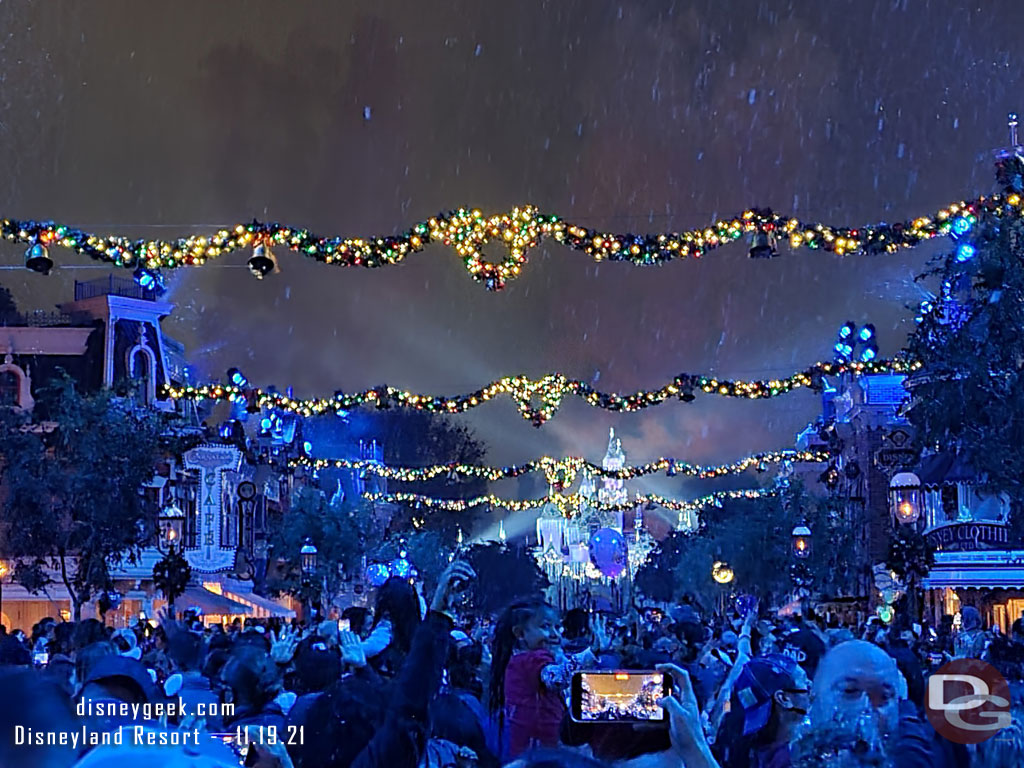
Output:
(952, 217), (972, 236)
(838, 322), (856, 339)
(955, 243), (976, 262)
(227, 368), (249, 388)
(860, 343), (878, 362)
(133, 266), (165, 294)
(858, 324), (876, 342)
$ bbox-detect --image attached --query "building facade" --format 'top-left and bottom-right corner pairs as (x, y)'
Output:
(0, 278), (303, 630)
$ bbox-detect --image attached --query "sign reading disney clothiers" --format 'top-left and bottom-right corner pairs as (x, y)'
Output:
(926, 523), (1009, 552)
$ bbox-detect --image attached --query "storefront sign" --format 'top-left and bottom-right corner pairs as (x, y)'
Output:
(927, 523), (1010, 551)
(183, 444), (242, 573)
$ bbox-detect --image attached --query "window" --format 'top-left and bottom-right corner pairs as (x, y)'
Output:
(130, 349), (152, 405)
(221, 495), (239, 548)
(179, 472), (199, 548)
(0, 371), (19, 406)
(941, 485), (959, 522)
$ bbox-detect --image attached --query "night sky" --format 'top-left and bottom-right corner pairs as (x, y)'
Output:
(2, 0), (1023, 533)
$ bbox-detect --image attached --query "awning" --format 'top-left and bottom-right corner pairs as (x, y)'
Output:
(221, 588), (295, 619)
(919, 452), (976, 486)
(180, 587), (252, 617)
(923, 568), (1024, 589)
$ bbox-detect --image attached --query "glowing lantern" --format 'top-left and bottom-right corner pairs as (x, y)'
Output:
(889, 472), (922, 525)
(792, 524), (812, 558)
(712, 561), (735, 584)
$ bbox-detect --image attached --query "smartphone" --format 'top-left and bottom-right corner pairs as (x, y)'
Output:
(338, 618), (351, 633)
(570, 670), (671, 724)
(32, 651), (48, 667)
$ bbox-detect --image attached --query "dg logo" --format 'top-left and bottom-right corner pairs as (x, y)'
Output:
(926, 659), (1012, 744)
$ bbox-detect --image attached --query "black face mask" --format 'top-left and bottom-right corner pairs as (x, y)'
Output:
(779, 689), (809, 717)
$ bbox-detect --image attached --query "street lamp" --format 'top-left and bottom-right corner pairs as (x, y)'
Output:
(792, 524), (812, 558)
(712, 561), (734, 585)
(890, 472), (922, 525)
(711, 561), (734, 615)
(0, 561), (7, 629)
(300, 539), (319, 625)
(158, 503), (186, 552)
(300, 539), (319, 576)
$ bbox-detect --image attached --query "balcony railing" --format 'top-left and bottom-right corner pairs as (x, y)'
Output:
(74, 275), (157, 302)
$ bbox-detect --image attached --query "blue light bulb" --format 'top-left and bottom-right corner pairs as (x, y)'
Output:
(952, 217), (972, 236)
(955, 243), (976, 262)
(260, 417), (272, 430)
(860, 347), (877, 362)
(303, 441), (313, 454)
(858, 324), (875, 342)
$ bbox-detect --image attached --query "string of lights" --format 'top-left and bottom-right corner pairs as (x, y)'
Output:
(290, 449), (828, 485)
(166, 358), (920, 426)
(7, 194), (1021, 288)
(362, 486), (775, 517)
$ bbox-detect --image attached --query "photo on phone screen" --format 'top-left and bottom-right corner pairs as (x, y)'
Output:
(338, 618), (351, 633)
(570, 671), (671, 723)
(32, 651), (48, 666)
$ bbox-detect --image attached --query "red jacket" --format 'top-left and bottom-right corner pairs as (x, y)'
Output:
(504, 649), (565, 757)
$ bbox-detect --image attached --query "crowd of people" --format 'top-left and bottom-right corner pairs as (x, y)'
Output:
(1, 563), (1023, 768)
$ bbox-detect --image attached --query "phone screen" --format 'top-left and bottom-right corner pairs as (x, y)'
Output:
(338, 618), (351, 633)
(32, 651), (48, 667)
(571, 671), (670, 723)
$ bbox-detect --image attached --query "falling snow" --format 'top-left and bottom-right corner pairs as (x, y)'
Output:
(0, 0), (1017, 498)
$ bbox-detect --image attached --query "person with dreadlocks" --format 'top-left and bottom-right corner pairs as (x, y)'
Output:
(488, 601), (607, 760)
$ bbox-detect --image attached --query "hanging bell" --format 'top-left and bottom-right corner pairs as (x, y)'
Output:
(25, 243), (53, 274)
(748, 230), (777, 259)
(248, 242), (277, 279)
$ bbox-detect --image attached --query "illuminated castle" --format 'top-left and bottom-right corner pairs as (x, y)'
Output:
(534, 428), (655, 610)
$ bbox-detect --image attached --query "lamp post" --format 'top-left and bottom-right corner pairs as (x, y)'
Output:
(0, 561), (7, 629)
(792, 524), (812, 559)
(300, 539), (319, 625)
(889, 472), (922, 525)
(253, 532), (269, 595)
(712, 561), (734, 615)
(158, 503), (186, 553)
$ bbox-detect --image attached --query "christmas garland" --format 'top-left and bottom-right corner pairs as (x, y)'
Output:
(363, 486), (774, 516)
(166, 358), (919, 426)
(291, 449), (827, 484)
(5, 193), (1022, 289)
